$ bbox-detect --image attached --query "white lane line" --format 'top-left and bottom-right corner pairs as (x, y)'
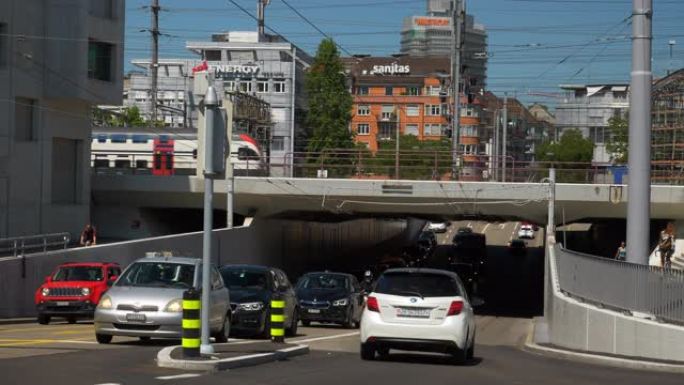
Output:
(467, 222), (472, 228)
(94, 383), (122, 385)
(291, 331), (360, 344)
(155, 374), (202, 380)
(482, 223), (491, 234)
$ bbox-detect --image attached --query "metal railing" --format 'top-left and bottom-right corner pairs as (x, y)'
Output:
(0, 233), (71, 257)
(555, 245), (684, 325)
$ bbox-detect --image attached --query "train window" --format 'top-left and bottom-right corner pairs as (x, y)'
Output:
(237, 148), (258, 161)
(132, 135), (150, 143)
(114, 159), (130, 168)
(165, 154), (173, 170)
(135, 160), (148, 169)
(111, 135), (127, 143)
(159, 135), (169, 144)
(93, 159), (109, 168)
(97, 135), (107, 143)
(154, 153), (162, 169)
(192, 149), (197, 159)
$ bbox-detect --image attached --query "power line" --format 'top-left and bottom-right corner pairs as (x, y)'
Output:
(280, 0), (355, 57)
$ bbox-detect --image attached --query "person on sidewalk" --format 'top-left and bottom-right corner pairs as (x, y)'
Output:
(79, 224), (97, 247)
(658, 222), (676, 268)
(615, 242), (626, 261)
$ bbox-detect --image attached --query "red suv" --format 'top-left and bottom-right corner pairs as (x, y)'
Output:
(35, 262), (121, 324)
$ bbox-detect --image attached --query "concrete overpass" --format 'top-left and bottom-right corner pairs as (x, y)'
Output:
(92, 175), (684, 225)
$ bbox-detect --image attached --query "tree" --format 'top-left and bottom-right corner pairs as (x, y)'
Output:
(365, 135), (452, 179)
(536, 129), (594, 182)
(605, 116), (628, 165)
(93, 106), (148, 127)
(305, 38), (354, 154)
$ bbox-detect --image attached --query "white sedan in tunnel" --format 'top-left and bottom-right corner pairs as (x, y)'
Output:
(427, 222), (448, 233)
(360, 268), (479, 364)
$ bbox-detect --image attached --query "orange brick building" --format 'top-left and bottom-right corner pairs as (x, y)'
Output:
(343, 56), (483, 179)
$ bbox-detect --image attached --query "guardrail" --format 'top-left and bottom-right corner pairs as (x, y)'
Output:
(555, 245), (684, 325)
(0, 233), (71, 257)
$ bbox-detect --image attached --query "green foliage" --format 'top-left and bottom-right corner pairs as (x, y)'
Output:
(364, 135), (452, 179)
(93, 106), (150, 127)
(536, 129), (595, 182)
(305, 38), (354, 154)
(605, 116), (628, 165)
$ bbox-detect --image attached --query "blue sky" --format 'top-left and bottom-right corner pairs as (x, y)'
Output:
(125, 0), (684, 106)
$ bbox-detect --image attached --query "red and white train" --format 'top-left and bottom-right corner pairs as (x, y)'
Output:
(91, 127), (267, 176)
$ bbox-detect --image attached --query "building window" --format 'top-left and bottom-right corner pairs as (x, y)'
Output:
(14, 97), (36, 142)
(257, 80), (269, 93)
(461, 144), (477, 155)
(405, 124), (419, 136)
(239, 80), (253, 93)
(426, 86), (441, 96)
(378, 122), (395, 140)
(204, 50), (221, 61)
(52, 138), (82, 204)
(88, 41), (113, 81)
(227, 50), (256, 61)
(357, 86), (369, 95)
(461, 125), (477, 137)
(424, 124), (443, 136)
(406, 87), (420, 96)
(381, 105), (394, 120)
(224, 81), (236, 92)
(590, 126), (606, 144)
(357, 105), (370, 116)
(357, 123), (370, 135)
(274, 79), (286, 93)
(406, 105), (419, 117)
(0, 23), (7, 68)
(425, 104), (441, 116)
(271, 137), (285, 151)
(385, 87), (393, 96)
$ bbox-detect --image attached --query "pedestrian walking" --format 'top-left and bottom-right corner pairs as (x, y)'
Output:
(80, 224), (97, 247)
(615, 241), (626, 261)
(658, 222), (676, 268)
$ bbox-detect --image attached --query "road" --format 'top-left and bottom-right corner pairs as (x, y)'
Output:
(1, 222), (680, 384)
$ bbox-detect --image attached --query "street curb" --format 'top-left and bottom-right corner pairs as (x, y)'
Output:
(156, 343), (310, 371)
(523, 321), (684, 373)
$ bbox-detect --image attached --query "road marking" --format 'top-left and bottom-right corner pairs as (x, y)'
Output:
(482, 223), (491, 234)
(499, 223), (506, 229)
(94, 383), (121, 385)
(155, 374), (202, 380)
(291, 331), (360, 344)
(0, 338), (97, 347)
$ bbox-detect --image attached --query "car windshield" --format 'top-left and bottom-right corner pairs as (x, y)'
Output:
(297, 274), (348, 290)
(375, 272), (461, 297)
(221, 269), (269, 290)
(53, 266), (103, 281)
(117, 262), (195, 288)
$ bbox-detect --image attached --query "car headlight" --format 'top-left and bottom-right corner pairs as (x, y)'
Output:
(98, 295), (113, 309)
(238, 302), (264, 311)
(332, 298), (349, 306)
(41, 288), (50, 296)
(81, 287), (91, 296)
(164, 299), (183, 312)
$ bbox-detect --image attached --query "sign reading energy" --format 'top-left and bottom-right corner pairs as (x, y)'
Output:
(211, 64), (261, 78)
(414, 17), (450, 27)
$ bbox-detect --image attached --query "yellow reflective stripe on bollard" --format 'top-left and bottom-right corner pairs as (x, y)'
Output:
(270, 328), (285, 337)
(182, 319), (200, 329)
(271, 300), (285, 308)
(270, 314), (285, 323)
(183, 300), (200, 310)
(182, 338), (201, 348)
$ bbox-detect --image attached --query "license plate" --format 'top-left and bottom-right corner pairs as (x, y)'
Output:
(56, 301), (70, 307)
(396, 308), (431, 318)
(126, 313), (146, 322)
(307, 309), (321, 314)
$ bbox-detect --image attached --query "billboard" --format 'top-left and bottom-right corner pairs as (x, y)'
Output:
(413, 17), (450, 28)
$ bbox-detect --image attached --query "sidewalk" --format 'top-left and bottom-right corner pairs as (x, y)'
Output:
(157, 341), (309, 371)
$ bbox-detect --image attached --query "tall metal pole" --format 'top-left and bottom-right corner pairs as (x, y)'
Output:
(502, 93), (508, 182)
(493, 109), (499, 181)
(668, 40), (676, 75)
(257, 0), (268, 41)
(150, 0), (160, 123)
(547, 167), (556, 236)
(290, 46), (297, 178)
(451, 0), (463, 179)
(626, 0), (653, 265)
(395, 106), (401, 179)
(200, 86), (219, 355)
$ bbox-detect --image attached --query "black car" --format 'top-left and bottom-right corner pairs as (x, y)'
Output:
(417, 230), (437, 250)
(508, 239), (527, 256)
(219, 265), (299, 337)
(296, 272), (364, 328)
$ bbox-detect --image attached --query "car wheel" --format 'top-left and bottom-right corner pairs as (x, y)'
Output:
(301, 320), (311, 327)
(37, 314), (50, 325)
(377, 347), (390, 359)
(96, 333), (113, 344)
(139, 336), (151, 342)
(467, 340), (475, 359)
(286, 308), (298, 337)
(67, 317), (77, 324)
(360, 343), (375, 360)
(343, 311), (355, 329)
(260, 311), (272, 339)
(214, 313), (231, 343)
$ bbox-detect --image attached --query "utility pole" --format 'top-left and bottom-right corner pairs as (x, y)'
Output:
(257, 0), (270, 42)
(451, 0), (464, 179)
(668, 40), (676, 75)
(150, 0), (160, 123)
(502, 93), (508, 182)
(626, 0), (653, 265)
(395, 106), (401, 180)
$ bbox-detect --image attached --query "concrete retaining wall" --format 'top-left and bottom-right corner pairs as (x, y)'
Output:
(544, 237), (684, 362)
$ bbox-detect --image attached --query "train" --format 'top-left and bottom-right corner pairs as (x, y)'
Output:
(91, 127), (267, 176)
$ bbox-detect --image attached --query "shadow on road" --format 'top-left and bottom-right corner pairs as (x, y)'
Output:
(377, 353), (484, 367)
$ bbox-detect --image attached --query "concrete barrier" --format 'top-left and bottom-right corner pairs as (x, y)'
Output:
(543, 236), (684, 362)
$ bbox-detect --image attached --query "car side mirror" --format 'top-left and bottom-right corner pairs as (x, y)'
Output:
(471, 296), (485, 307)
(44, 276), (52, 283)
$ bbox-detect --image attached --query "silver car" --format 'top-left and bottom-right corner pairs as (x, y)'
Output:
(94, 256), (231, 344)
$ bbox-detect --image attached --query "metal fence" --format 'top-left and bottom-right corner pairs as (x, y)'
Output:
(0, 233), (71, 257)
(555, 245), (684, 325)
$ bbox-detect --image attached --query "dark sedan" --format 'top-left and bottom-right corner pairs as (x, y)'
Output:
(219, 265), (299, 338)
(296, 272), (364, 328)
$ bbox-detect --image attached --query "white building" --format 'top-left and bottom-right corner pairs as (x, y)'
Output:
(555, 84), (630, 165)
(0, 0), (125, 238)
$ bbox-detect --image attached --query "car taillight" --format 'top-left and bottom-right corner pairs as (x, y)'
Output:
(366, 296), (379, 312)
(447, 300), (464, 316)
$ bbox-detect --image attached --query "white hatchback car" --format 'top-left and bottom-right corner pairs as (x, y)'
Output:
(517, 225), (535, 239)
(360, 268), (479, 364)
(427, 222), (448, 233)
